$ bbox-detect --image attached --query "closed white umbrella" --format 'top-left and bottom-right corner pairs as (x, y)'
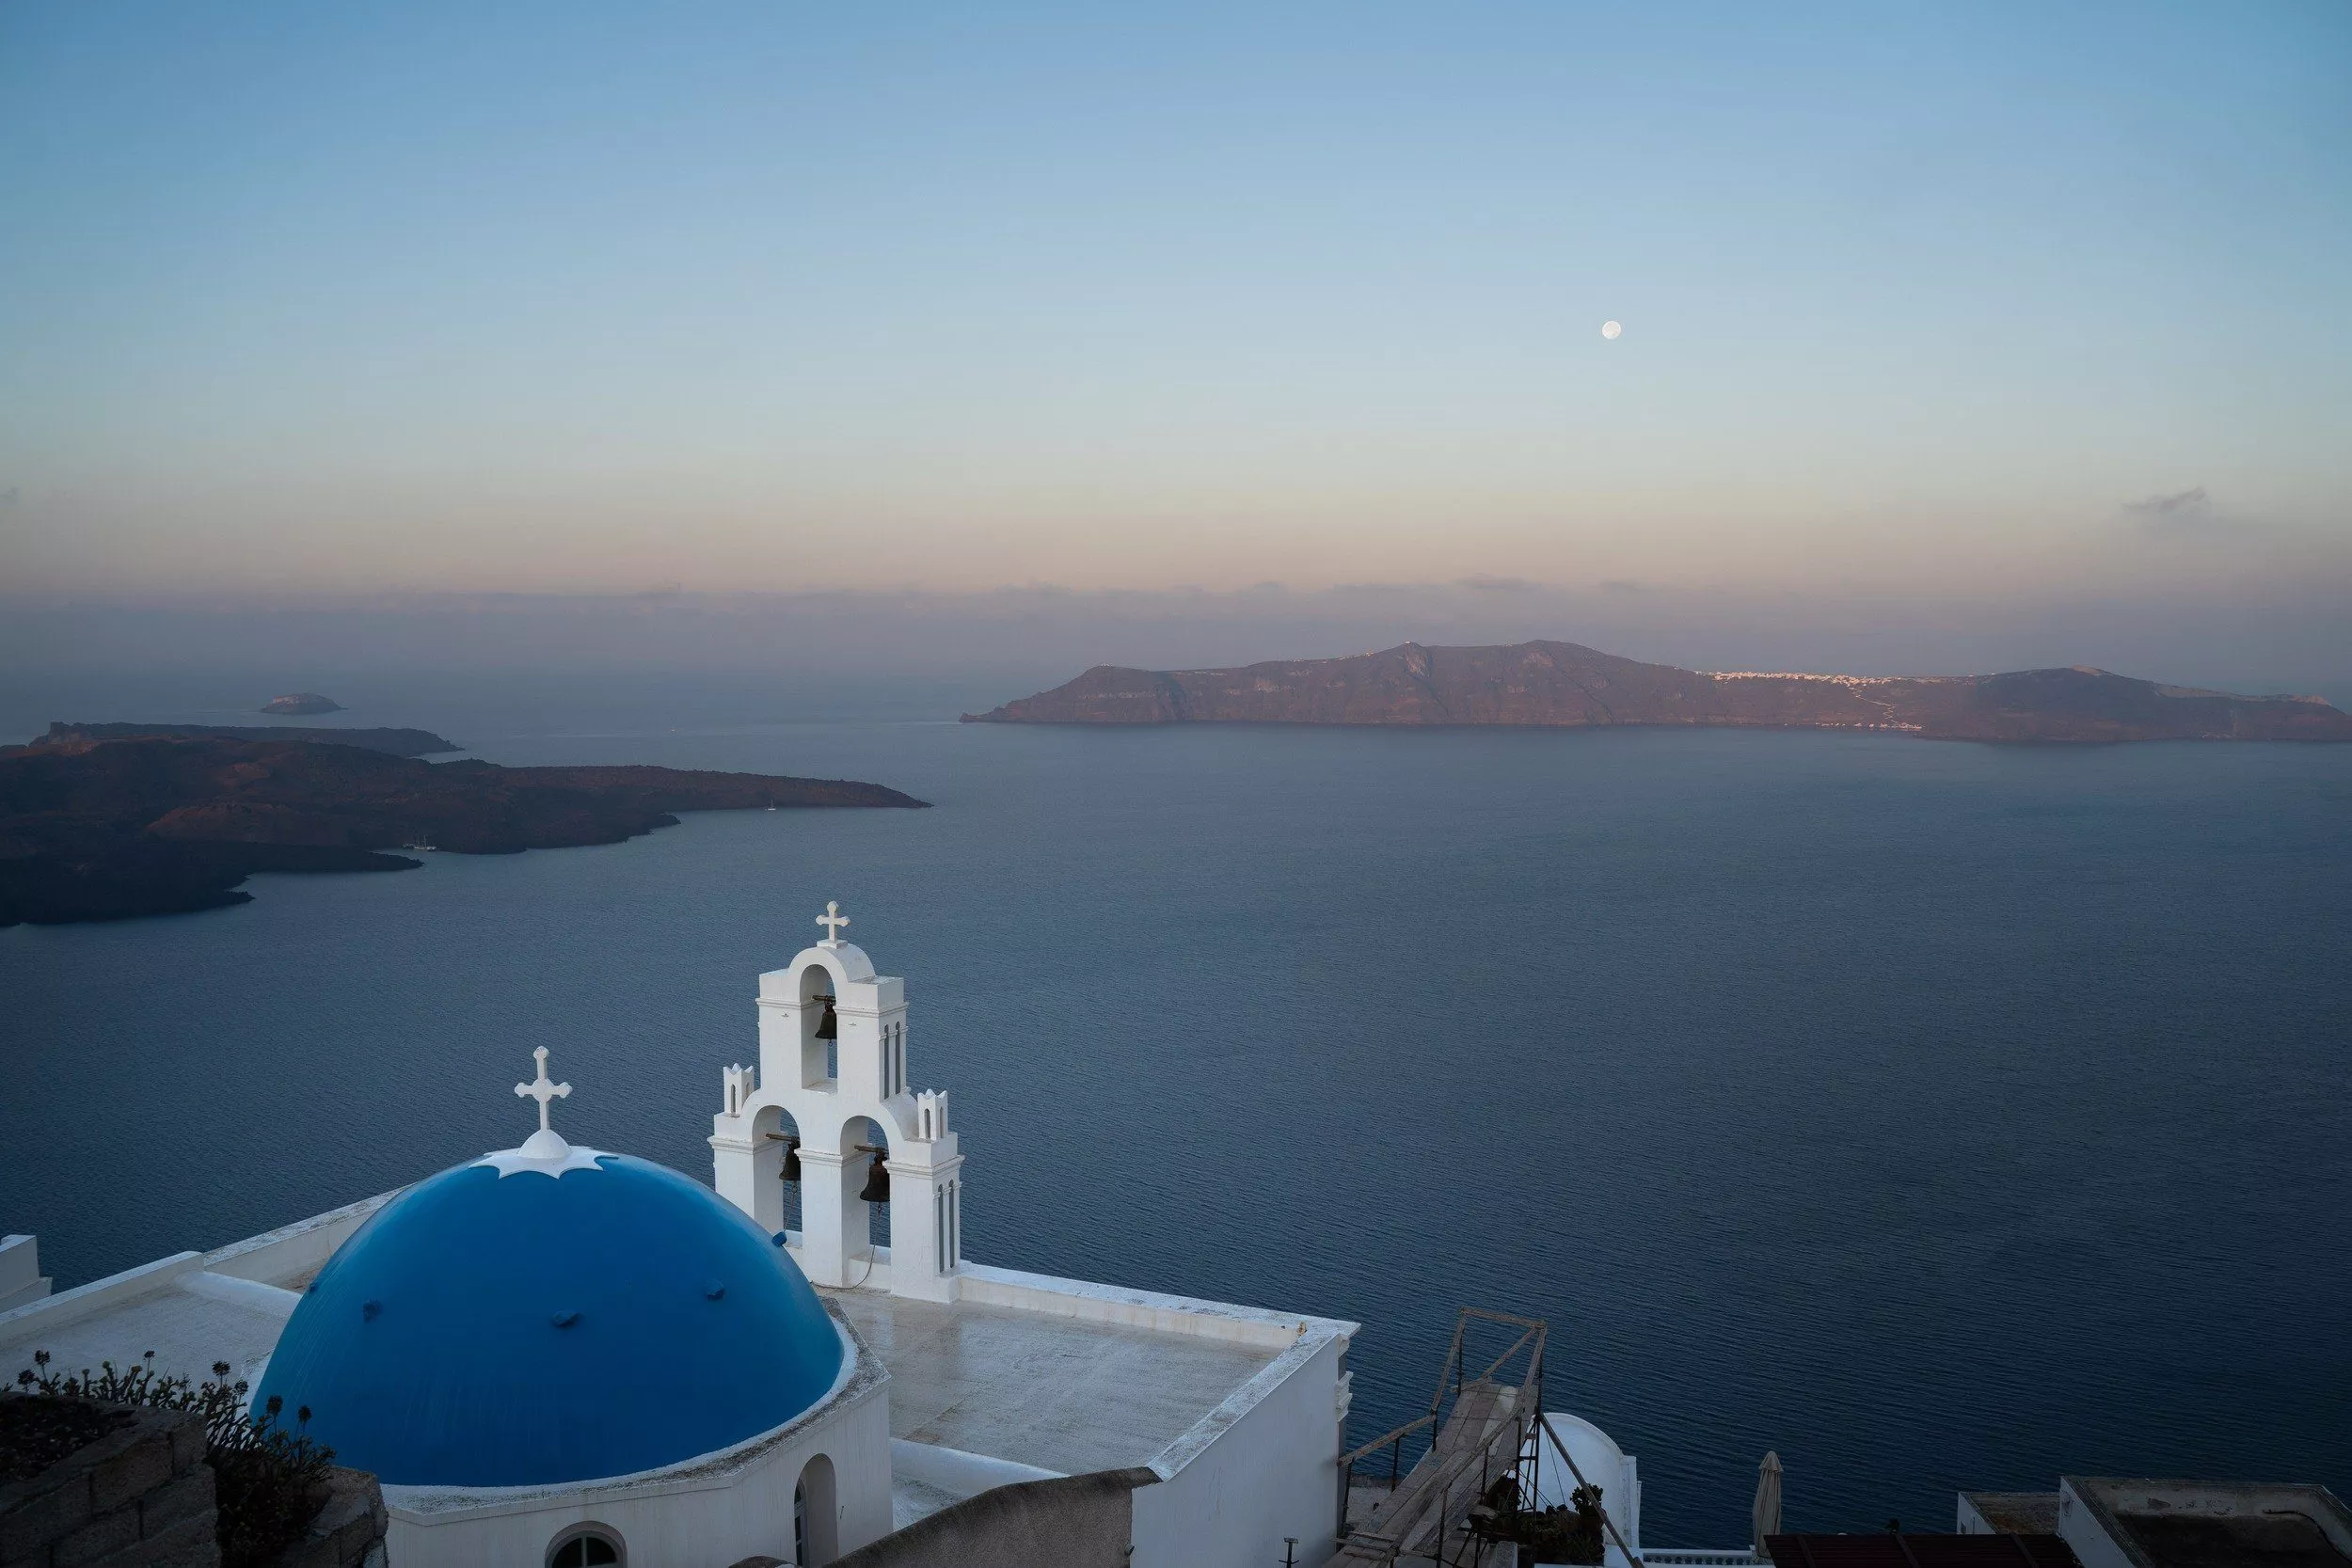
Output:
(1753, 1451), (1784, 1559)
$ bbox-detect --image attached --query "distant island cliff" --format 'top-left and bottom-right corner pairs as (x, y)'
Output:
(0, 728), (928, 926)
(964, 641), (2352, 743)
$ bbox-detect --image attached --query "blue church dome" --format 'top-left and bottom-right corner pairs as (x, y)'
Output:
(255, 1147), (846, 1488)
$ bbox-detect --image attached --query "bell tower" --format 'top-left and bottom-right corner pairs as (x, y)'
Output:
(710, 902), (964, 1303)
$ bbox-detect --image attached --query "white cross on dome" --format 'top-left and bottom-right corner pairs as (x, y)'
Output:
(817, 901), (850, 946)
(477, 1046), (604, 1178)
(516, 1045), (571, 1134)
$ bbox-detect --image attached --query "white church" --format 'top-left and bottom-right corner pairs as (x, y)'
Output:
(2, 907), (1403, 1567)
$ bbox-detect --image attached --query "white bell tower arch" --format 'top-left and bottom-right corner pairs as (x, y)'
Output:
(710, 902), (964, 1302)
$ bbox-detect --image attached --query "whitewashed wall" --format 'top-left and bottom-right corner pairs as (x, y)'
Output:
(1130, 1331), (1347, 1568)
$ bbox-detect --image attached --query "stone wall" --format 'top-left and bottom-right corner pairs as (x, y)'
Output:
(0, 1405), (217, 1568)
(0, 1409), (386, 1568)
(269, 1471), (384, 1568)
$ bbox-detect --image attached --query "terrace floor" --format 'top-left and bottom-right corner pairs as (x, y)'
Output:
(823, 1284), (1279, 1478)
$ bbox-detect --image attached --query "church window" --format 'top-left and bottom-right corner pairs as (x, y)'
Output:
(547, 1527), (623, 1568)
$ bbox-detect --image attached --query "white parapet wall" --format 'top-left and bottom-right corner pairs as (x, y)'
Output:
(200, 1190), (401, 1286)
(0, 1191), (404, 1386)
(1130, 1326), (1351, 1568)
(0, 1235), (53, 1314)
(957, 1260), (1342, 1354)
(0, 1251), (205, 1339)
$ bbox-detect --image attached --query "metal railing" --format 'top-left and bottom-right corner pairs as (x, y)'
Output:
(1332, 1309), (1645, 1568)
(1341, 1307), (1549, 1501)
(1341, 1411), (1440, 1495)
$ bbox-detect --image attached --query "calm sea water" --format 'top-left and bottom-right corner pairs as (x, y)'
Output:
(5, 715), (2348, 1541)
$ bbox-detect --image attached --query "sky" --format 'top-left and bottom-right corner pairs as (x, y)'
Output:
(2, 2), (2349, 617)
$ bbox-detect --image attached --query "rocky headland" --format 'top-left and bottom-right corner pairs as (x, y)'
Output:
(964, 641), (2352, 743)
(0, 731), (928, 926)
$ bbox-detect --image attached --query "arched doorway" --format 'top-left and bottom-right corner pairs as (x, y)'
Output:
(793, 1453), (837, 1565)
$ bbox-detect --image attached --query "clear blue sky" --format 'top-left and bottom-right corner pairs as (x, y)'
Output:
(2, 2), (2346, 596)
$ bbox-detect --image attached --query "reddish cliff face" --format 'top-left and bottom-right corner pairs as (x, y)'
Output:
(964, 641), (2352, 743)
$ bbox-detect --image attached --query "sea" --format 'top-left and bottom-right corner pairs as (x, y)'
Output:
(4, 694), (2348, 1543)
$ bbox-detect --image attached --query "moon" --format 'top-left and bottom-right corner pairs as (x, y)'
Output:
(1600, 320), (1623, 341)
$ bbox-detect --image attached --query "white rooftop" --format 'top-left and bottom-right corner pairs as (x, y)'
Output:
(0, 1194), (390, 1393)
(798, 1249), (1350, 1527)
(2, 1197), (1356, 1541)
(834, 1287), (1278, 1474)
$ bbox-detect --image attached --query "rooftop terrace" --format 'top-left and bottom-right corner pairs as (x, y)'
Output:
(826, 1284), (1279, 1478)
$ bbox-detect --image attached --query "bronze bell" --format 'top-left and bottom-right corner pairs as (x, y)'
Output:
(812, 995), (838, 1041)
(857, 1150), (890, 1205)
(778, 1134), (802, 1183)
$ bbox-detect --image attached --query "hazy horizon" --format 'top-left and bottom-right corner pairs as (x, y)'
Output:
(7, 578), (2350, 746)
(5, 3), (2349, 612)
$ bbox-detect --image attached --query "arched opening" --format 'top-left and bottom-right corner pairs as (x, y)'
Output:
(547, 1524), (625, 1568)
(799, 963), (839, 1088)
(752, 1102), (803, 1239)
(845, 1117), (891, 1259)
(793, 1453), (838, 1565)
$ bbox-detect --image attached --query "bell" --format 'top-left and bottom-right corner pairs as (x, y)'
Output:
(779, 1135), (802, 1183)
(812, 995), (838, 1041)
(858, 1153), (890, 1205)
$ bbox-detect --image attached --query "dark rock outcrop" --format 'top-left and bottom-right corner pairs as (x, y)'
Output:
(965, 641), (2352, 743)
(0, 736), (929, 927)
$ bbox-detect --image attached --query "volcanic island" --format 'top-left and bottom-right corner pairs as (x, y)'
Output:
(966, 640), (2352, 743)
